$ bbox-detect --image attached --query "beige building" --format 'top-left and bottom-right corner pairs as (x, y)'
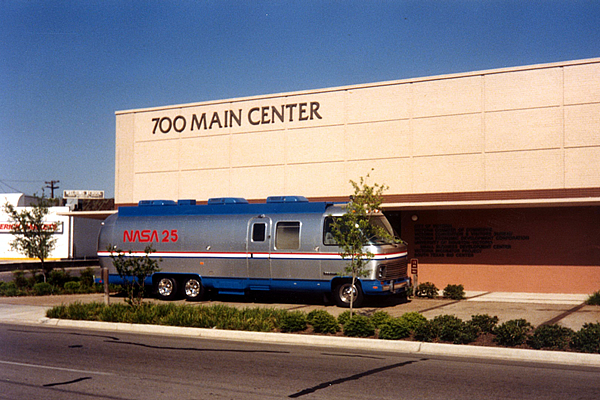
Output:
(115, 58), (600, 294)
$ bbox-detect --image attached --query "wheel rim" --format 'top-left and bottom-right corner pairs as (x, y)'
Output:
(184, 279), (201, 298)
(338, 283), (357, 304)
(157, 278), (174, 297)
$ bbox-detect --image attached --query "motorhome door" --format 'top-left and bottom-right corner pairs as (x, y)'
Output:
(247, 217), (272, 281)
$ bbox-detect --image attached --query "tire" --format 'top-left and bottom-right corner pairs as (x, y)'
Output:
(183, 277), (204, 301)
(155, 276), (178, 300)
(332, 281), (364, 308)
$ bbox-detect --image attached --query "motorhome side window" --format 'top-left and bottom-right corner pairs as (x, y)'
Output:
(275, 222), (300, 249)
(252, 223), (266, 242)
(323, 217), (338, 245)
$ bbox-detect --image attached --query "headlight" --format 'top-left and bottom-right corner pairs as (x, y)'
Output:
(376, 265), (386, 280)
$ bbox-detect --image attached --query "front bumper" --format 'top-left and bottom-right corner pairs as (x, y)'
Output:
(362, 277), (411, 295)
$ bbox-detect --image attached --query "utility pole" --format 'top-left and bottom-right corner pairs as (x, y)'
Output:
(45, 180), (60, 198)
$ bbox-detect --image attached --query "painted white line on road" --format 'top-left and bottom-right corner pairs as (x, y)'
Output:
(0, 360), (115, 376)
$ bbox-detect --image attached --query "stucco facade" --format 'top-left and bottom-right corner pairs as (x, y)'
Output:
(115, 58), (600, 293)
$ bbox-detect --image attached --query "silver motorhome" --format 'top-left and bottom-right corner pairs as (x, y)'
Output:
(97, 196), (410, 307)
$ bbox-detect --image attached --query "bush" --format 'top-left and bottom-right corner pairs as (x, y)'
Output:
(494, 319), (532, 347)
(0, 281), (22, 297)
(415, 282), (439, 298)
(48, 270), (71, 288)
(64, 281), (81, 293)
(528, 324), (574, 350)
(79, 268), (95, 288)
(343, 315), (375, 337)
(12, 271), (30, 289)
(307, 310), (340, 334)
(337, 310), (352, 326)
(397, 312), (427, 332)
(443, 284), (465, 300)
(32, 282), (54, 296)
(585, 291), (600, 306)
(571, 323), (600, 353)
(413, 320), (437, 342)
(371, 311), (393, 329)
(432, 315), (478, 344)
(379, 318), (411, 340)
(468, 314), (499, 334)
(280, 311), (307, 333)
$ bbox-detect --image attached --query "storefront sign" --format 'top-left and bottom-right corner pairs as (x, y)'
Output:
(151, 101), (323, 134)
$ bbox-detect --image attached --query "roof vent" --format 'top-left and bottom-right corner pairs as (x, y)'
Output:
(207, 197), (249, 205)
(266, 196), (309, 203)
(138, 200), (177, 206)
(177, 199), (197, 206)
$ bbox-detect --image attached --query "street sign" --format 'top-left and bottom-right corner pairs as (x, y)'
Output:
(411, 258), (418, 274)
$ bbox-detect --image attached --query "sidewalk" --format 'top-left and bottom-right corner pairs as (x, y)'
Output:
(1, 292), (599, 367)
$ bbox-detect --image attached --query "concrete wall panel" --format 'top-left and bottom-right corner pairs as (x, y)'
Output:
(565, 147), (600, 188)
(484, 68), (561, 111)
(413, 154), (485, 193)
(347, 84), (411, 123)
(413, 113), (482, 156)
(413, 75), (481, 117)
(564, 62), (600, 105)
(485, 150), (563, 190)
(485, 107), (562, 152)
(231, 130), (285, 167)
(565, 103), (600, 147)
(346, 120), (411, 160)
(180, 135), (231, 170)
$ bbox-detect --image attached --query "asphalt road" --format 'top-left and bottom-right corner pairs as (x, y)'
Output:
(1, 323), (599, 400)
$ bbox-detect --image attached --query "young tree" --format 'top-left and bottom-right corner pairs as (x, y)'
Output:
(330, 174), (394, 315)
(108, 245), (161, 307)
(3, 194), (60, 282)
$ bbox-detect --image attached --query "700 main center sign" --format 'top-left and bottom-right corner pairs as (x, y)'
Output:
(152, 101), (323, 134)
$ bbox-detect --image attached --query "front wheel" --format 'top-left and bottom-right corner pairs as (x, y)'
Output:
(332, 281), (364, 308)
(155, 276), (178, 300)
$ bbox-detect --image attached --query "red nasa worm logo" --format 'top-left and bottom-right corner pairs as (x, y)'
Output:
(123, 229), (179, 243)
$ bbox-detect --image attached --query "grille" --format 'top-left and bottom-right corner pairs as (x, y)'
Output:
(383, 259), (408, 280)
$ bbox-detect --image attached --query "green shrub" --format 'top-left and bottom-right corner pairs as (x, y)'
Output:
(585, 291), (600, 306)
(64, 281), (81, 293)
(443, 284), (465, 300)
(379, 318), (411, 340)
(397, 312), (427, 332)
(0, 281), (21, 297)
(280, 311), (307, 333)
(371, 310), (393, 329)
(431, 315), (478, 344)
(337, 310), (352, 326)
(32, 282), (54, 296)
(494, 319), (532, 347)
(468, 314), (499, 334)
(571, 323), (600, 353)
(307, 310), (340, 334)
(48, 270), (71, 287)
(343, 315), (375, 337)
(79, 268), (95, 288)
(12, 271), (30, 289)
(528, 324), (574, 350)
(415, 282), (439, 298)
(413, 320), (436, 342)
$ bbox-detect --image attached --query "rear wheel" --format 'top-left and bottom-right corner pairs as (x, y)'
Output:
(183, 277), (204, 301)
(332, 281), (364, 308)
(155, 276), (178, 300)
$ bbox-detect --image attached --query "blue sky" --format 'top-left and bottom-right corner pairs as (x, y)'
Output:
(1, 1), (599, 198)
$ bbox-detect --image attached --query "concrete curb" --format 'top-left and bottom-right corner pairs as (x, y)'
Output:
(39, 317), (600, 368)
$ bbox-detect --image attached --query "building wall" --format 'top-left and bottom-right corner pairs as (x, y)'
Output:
(114, 58), (600, 293)
(115, 58), (600, 205)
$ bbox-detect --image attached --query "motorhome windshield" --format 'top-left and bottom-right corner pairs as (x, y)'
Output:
(323, 215), (397, 246)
